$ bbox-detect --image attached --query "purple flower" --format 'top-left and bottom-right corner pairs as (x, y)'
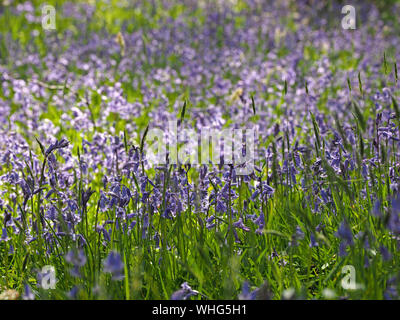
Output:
(295, 226), (304, 239)
(387, 197), (400, 234)
(372, 200), (382, 217)
(336, 222), (353, 244)
(290, 226), (304, 247)
(238, 281), (259, 300)
(233, 218), (250, 232)
(335, 221), (353, 257)
(290, 165), (297, 185)
(65, 249), (87, 267)
(216, 198), (227, 213)
(384, 277), (398, 300)
(361, 163), (368, 180)
(68, 286), (79, 299)
(23, 284), (35, 300)
(239, 281), (271, 300)
(309, 233), (319, 248)
(103, 251), (124, 280)
(65, 249), (87, 277)
(45, 138), (70, 157)
(250, 189), (259, 201)
(254, 213), (265, 234)
(320, 189), (329, 204)
(206, 215), (216, 229)
(81, 187), (95, 209)
(364, 255), (370, 268)
(170, 282), (198, 300)
(0, 228), (9, 242)
(102, 228), (111, 242)
(380, 245), (392, 261)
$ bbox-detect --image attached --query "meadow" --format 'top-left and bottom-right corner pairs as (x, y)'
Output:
(1, 0), (400, 300)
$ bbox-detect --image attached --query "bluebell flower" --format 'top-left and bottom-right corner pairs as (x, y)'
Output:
(65, 249), (87, 277)
(361, 163), (368, 180)
(250, 189), (259, 201)
(68, 286), (79, 299)
(380, 245), (392, 261)
(372, 200), (382, 217)
(295, 226), (304, 239)
(23, 284), (35, 300)
(335, 221), (353, 257)
(0, 228), (9, 242)
(45, 138), (70, 157)
(290, 226), (304, 246)
(238, 281), (259, 300)
(65, 249), (87, 267)
(142, 191), (150, 203)
(128, 220), (137, 231)
(46, 205), (57, 220)
(216, 198), (227, 213)
(154, 232), (160, 249)
(206, 215), (216, 229)
(254, 213), (264, 235)
(102, 227), (111, 242)
(103, 251), (124, 280)
(290, 165), (297, 185)
(320, 189), (329, 204)
(126, 213), (136, 220)
(364, 255), (370, 268)
(102, 175), (108, 189)
(294, 151), (302, 168)
(336, 222), (353, 244)
(239, 281), (271, 300)
(262, 183), (275, 197)
(142, 214), (149, 239)
(99, 192), (109, 211)
(3, 210), (12, 226)
(233, 228), (241, 243)
(309, 233), (319, 248)
(233, 218), (250, 232)
(170, 282), (198, 300)
(387, 196), (400, 234)
(384, 277), (398, 300)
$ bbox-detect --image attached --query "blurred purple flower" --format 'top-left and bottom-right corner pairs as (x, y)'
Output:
(103, 251), (124, 280)
(170, 282), (198, 300)
(335, 221), (353, 257)
(233, 218), (250, 232)
(0, 228), (9, 242)
(23, 284), (35, 300)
